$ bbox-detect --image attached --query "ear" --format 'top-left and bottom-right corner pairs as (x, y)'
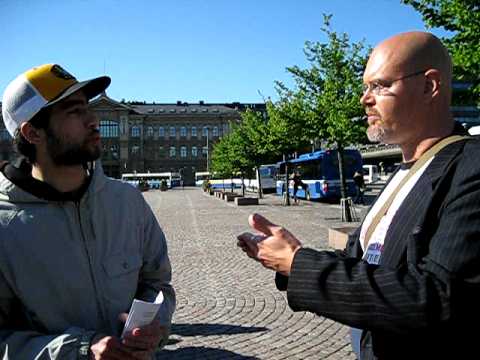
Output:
(423, 69), (441, 102)
(19, 122), (44, 145)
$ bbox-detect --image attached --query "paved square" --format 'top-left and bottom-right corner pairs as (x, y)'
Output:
(146, 188), (371, 359)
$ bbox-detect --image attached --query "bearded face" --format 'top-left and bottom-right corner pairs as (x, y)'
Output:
(45, 125), (101, 166)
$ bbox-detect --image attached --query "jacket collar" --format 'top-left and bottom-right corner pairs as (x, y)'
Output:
(0, 158), (106, 203)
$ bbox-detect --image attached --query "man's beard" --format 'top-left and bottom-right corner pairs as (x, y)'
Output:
(45, 127), (101, 166)
(367, 123), (386, 143)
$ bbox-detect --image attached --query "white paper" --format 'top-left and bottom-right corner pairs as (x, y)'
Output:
(121, 291), (164, 337)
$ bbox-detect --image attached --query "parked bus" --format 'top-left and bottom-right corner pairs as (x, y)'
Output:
(276, 149), (363, 200)
(208, 178), (243, 190)
(121, 172), (181, 189)
(245, 164), (278, 193)
(194, 171), (211, 186)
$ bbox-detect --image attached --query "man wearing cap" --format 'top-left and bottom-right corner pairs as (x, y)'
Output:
(0, 64), (175, 358)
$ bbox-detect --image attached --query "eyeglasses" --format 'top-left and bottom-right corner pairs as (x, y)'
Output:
(362, 69), (427, 96)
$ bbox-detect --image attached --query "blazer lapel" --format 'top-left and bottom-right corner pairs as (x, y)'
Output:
(379, 139), (469, 267)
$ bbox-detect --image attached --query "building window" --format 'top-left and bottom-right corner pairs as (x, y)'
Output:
(146, 126), (154, 137)
(131, 126), (140, 137)
(131, 145), (140, 154)
(180, 146), (187, 158)
(213, 126), (218, 137)
(180, 126), (187, 137)
(169, 146), (176, 157)
(169, 127), (176, 138)
(223, 123), (229, 135)
(202, 146), (208, 155)
(191, 126), (197, 137)
(100, 120), (119, 138)
(192, 146), (198, 157)
(159, 146), (164, 158)
(159, 127), (165, 137)
(203, 126), (209, 137)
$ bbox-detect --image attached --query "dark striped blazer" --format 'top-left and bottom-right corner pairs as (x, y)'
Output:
(277, 134), (480, 359)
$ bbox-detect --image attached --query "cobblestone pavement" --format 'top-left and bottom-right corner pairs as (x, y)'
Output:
(144, 188), (373, 359)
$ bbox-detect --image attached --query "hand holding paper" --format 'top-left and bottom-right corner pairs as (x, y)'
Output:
(121, 291), (164, 338)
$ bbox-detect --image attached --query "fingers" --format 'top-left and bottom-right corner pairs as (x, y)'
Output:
(90, 335), (142, 360)
(248, 213), (278, 236)
(237, 232), (261, 259)
(118, 313), (129, 323)
(122, 322), (166, 352)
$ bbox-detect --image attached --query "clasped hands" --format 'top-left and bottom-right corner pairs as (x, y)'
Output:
(237, 213), (302, 276)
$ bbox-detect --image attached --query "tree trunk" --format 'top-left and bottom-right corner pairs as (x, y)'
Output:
(241, 173), (245, 197)
(256, 167), (263, 199)
(337, 145), (352, 222)
(284, 154), (290, 206)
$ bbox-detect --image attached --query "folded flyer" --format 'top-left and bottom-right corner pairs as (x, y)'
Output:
(121, 291), (164, 337)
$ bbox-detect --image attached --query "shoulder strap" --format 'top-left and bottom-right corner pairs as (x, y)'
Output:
(363, 135), (469, 250)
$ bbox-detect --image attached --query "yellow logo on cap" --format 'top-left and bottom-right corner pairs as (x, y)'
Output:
(25, 64), (77, 102)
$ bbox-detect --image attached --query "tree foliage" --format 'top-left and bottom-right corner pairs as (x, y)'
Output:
(402, 0), (480, 101)
(264, 90), (311, 158)
(278, 14), (368, 203)
(289, 14), (368, 149)
(210, 15), (368, 212)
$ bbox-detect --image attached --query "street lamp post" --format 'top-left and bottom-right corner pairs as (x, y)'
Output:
(206, 128), (209, 172)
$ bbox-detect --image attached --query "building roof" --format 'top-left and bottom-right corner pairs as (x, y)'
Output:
(130, 103), (240, 115)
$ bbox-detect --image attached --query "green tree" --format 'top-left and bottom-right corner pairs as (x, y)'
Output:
(264, 91), (311, 205)
(210, 135), (233, 183)
(276, 14), (368, 219)
(239, 109), (274, 197)
(211, 124), (254, 196)
(402, 0), (480, 102)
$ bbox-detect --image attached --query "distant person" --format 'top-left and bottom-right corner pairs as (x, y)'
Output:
(290, 171), (306, 204)
(238, 32), (480, 359)
(353, 170), (366, 205)
(0, 64), (175, 358)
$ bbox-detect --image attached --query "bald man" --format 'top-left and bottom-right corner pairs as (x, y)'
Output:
(238, 32), (480, 359)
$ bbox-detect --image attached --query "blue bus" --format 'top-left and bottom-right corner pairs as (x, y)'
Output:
(276, 149), (363, 200)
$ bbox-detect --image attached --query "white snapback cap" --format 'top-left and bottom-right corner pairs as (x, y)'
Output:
(2, 64), (110, 137)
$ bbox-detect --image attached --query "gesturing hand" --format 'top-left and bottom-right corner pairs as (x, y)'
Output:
(237, 213), (302, 275)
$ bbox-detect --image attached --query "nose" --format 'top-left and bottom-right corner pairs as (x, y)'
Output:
(360, 89), (374, 107)
(86, 109), (99, 129)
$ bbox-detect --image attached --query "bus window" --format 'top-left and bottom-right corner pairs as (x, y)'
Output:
(277, 149), (363, 200)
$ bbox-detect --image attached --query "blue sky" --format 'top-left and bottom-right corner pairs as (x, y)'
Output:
(1, 0), (449, 103)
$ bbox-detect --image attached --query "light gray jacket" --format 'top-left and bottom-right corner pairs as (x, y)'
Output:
(0, 164), (175, 359)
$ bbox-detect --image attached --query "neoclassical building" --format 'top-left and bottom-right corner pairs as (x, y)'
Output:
(0, 94), (266, 184)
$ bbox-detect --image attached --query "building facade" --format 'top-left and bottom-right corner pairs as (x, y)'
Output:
(0, 95), (266, 185)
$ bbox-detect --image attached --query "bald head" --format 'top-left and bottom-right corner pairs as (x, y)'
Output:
(367, 31), (452, 96)
(362, 31), (455, 153)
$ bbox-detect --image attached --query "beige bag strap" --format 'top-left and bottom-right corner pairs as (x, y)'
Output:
(363, 135), (468, 250)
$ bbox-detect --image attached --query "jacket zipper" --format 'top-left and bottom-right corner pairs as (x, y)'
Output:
(75, 201), (106, 328)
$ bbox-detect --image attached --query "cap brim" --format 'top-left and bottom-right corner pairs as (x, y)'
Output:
(46, 76), (111, 107)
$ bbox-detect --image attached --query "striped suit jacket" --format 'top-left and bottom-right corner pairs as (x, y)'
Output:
(277, 134), (480, 359)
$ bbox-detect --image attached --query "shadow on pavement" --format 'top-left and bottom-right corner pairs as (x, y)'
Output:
(157, 346), (260, 359)
(171, 323), (268, 336)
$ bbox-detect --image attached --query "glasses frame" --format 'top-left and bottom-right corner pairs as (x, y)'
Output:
(362, 69), (428, 96)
